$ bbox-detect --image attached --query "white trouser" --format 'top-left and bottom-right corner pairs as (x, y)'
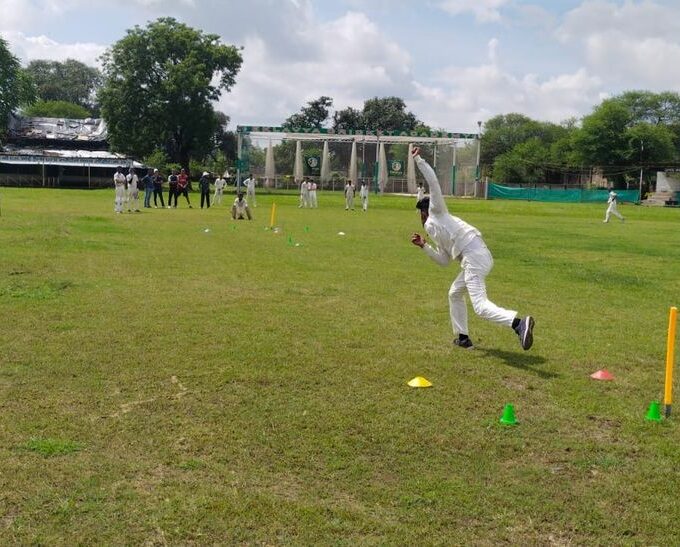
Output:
(310, 192), (317, 208)
(604, 203), (623, 222)
(115, 186), (125, 212)
(214, 188), (223, 205)
(448, 241), (516, 336)
(361, 196), (368, 210)
(128, 188), (139, 211)
(299, 193), (308, 207)
(247, 189), (256, 206)
(345, 195), (354, 209)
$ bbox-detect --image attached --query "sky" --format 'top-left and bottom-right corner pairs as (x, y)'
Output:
(2, 0), (680, 133)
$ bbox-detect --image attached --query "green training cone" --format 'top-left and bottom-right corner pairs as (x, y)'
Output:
(645, 401), (662, 422)
(287, 235), (294, 246)
(499, 404), (518, 425)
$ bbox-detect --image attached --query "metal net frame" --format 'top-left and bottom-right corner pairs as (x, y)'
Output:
(236, 126), (480, 196)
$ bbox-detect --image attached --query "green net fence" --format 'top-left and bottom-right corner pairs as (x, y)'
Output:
(488, 183), (640, 203)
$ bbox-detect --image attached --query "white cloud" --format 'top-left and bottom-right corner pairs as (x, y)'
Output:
(436, 0), (510, 23)
(218, 11), (415, 127)
(1, 31), (106, 66)
(410, 39), (602, 131)
(556, 1), (680, 90)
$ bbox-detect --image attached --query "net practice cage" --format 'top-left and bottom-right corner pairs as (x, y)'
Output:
(236, 126), (481, 196)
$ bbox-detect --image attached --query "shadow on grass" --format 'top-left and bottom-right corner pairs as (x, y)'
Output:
(478, 348), (559, 379)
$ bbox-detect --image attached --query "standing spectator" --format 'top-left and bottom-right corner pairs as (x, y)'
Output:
(213, 172), (226, 205)
(167, 169), (178, 208)
(113, 166), (126, 214)
(199, 171), (212, 209)
(177, 168), (192, 208)
(344, 179), (355, 211)
(152, 169), (165, 208)
(309, 180), (318, 208)
(603, 189), (625, 223)
(232, 193), (252, 220)
(416, 182), (425, 202)
(299, 177), (309, 208)
(359, 181), (369, 211)
(142, 168), (154, 208)
(126, 168), (140, 212)
(244, 173), (257, 207)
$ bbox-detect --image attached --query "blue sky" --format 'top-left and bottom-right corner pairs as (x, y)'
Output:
(2, 1), (680, 132)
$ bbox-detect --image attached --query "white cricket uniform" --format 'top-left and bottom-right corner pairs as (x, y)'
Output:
(416, 186), (425, 202)
(345, 183), (355, 210)
(114, 172), (126, 213)
(299, 181), (309, 208)
(214, 177), (226, 205)
(309, 182), (318, 208)
(604, 191), (624, 222)
(232, 197), (250, 219)
(359, 184), (369, 211)
(415, 155), (517, 336)
(126, 173), (140, 211)
(245, 177), (256, 207)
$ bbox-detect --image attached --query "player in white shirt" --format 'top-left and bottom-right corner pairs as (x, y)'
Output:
(126, 168), (140, 212)
(603, 189), (624, 223)
(416, 182), (425, 202)
(410, 146), (534, 351)
(309, 181), (318, 208)
(113, 167), (126, 213)
(232, 193), (252, 220)
(213, 174), (226, 205)
(299, 178), (309, 208)
(344, 180), (355, 210)
(359, 181), (369, 211)
(244, 173), (257, 207)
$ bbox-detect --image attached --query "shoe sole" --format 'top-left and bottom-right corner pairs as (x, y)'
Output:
(453, 340), (475, 350)
(521, 316), (535, 350)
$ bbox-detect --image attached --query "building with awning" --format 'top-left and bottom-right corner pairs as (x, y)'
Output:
(0, 114), (142, 188)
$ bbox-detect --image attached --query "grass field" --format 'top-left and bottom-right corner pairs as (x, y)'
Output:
(1, 187), (680, 545)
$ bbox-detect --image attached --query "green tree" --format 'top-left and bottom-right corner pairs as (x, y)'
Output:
(332, 106), (363, 131)
(361, 96), (419, 131)
(493, 138), (550, 184)
(24, 100), (91, 119)
(25, 59), (101, 112)
(573, 100), (632, 168)
(0, 37), (36, 135)
(99, 17), (242, 167)
(283, 96), (333, 129)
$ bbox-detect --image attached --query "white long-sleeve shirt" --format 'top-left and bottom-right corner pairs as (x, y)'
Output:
(359, 184), (369, 198)
(415, 155), (481, 263)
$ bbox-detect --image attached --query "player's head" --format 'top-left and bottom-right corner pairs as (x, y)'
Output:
(416, 197), (430, 225)
(237, 192), (244, 199)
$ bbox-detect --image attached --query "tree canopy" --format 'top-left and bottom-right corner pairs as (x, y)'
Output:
(24, 100), (92, 119)
(99, 17), (242, 167)
(0, 37), (35, 136)
(25, 59), (101, 112)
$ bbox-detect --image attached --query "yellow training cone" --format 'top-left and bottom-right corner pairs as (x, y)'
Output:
(407, 376), (433, 388)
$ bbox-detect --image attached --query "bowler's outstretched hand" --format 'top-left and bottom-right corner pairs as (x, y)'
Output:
(411, 233), (425, 248)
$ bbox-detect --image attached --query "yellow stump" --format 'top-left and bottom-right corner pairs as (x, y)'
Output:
(269, 202), (277, 228)
(664, 306), (677, 418)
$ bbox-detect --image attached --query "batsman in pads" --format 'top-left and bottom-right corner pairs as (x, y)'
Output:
(410, 146), (535, 350)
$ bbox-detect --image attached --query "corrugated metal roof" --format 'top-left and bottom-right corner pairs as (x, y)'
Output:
(8, 113), (108, 142)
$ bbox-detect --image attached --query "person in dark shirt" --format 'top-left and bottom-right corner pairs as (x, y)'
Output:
(199, 171), (212, 209)
(152, 169), (165, 208)
(142, 168), (154, 208)
(167, 169), (179, 208)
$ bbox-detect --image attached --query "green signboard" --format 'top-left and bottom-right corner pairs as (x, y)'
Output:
(237, 125), (477, 140)
(388, 159), (404, 176)
(305, 155), (321, 175)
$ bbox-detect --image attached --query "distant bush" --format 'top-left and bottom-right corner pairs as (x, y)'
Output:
(24, 100), (91, 119)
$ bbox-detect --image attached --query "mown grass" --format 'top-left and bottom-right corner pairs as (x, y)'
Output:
(1, 187), (680, 544)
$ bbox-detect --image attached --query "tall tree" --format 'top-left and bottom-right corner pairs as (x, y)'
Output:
(99, 17), (242, 166)
(361, 96), (419, 131)
(0, 37), (35, 135)
(283, 96), (333, 129)
(25, 59), (101, 112)
(24, 100), (91, 119)
(332, 106), (363, 131)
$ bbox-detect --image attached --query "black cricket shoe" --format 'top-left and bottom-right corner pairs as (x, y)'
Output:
(515, 316), (535, 350)
(453, 338), (474, 350)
